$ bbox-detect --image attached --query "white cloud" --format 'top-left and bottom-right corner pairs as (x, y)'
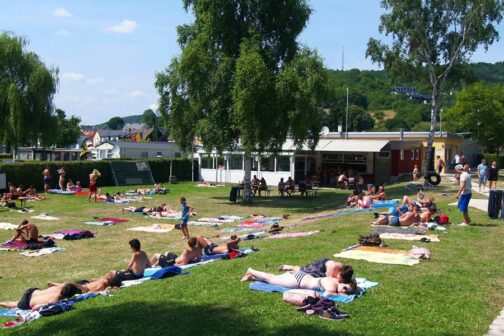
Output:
(56, 29), (71, 36)
(86, 78), (105, 84)
(53, 7), (72, 18)
(148, 103), (158, 111)
(130, 90), (147, 98)
(61, 72), (84, 81)
(105, 19), (137, 33)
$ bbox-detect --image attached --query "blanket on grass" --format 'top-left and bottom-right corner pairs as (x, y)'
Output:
(47, 189), (75, 195)
(31, 214), (60, 221)
(82, 221), (115, 227)
(0, 223), (17, 230)
(378, 233), (440, 242)
(0, 239), (56, 251)
(371, 227), (426, 235)
(127, 224), (174, 233)
(221, 227), (254, 233)
(248, 277), (379, 304)
(20, 247), (64, 257)
(148, 213), (181, 220)
(43, 230), (95, 240)
(333, 245), (420, 266)
(266, 231), (319, 239)
(301, 208), (373, 222)
(99, 218), (128, 223)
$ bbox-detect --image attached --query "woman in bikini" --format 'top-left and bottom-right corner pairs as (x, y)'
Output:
(240, 268), (357, 296)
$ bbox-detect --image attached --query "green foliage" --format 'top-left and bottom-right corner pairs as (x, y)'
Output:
(444, 82), (504, 151)
(52, 109), (82, 147)
(0, 32), (58, 147)
(0, 158), (196, 190)
(140, 109), (159, 129)
(106, 117), (125, 130)
(471, 61), (504, 83)
(477, 153), (504, 167)
(156, 0), (327, 154)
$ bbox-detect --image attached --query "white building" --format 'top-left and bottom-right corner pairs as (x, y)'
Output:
(93, 141), (181, 160)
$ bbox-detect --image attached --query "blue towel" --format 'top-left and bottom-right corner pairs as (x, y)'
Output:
(150, 266), (185, 280)
(248, 277), (379, 304)
(0, 308), (22, 317)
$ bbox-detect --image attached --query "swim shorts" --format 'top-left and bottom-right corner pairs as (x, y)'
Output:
(115, 269), (143, 281)
(458, 193), (472, 212)
(89, 183), (97, 193)
(300, 258), (329, 278)
(204, 243), (217, 255)
(17, 288), (39, 310)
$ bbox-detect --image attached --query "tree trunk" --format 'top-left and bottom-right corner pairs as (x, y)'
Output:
(242, 153), (253, 203)
(422, 85), (440, 186)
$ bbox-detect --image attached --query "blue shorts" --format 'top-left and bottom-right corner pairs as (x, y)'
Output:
(479, 175), (488, 185)
(458, 193), (472, 212)
(43, 178), (50, 184)
(386, 216), (400, 227)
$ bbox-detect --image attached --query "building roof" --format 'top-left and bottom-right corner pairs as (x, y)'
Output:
(324, 131), (463, 140)
(96, 141), (178, 150)
(282, 139), (389, 152)
(95, 130), (125, 137)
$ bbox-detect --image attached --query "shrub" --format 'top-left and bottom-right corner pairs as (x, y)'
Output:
(476, 153), (504, 168)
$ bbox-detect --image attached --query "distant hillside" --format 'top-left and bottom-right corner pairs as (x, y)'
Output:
(94, 115), (142, 128)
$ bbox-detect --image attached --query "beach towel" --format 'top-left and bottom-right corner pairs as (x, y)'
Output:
(266, 231), (319, 239)
(41, 233), (66, 240)
(371, 227), (426, 235)
(127, 224), (174, 233)
(31, 214), (60, 221)
(218, 215), (244, 222)
(248, 277), (379, 304)
(148, 214), (181, 220)
(0, 239), (54, 250)
(47, 189), (76, 195)
(378, 233), (440, 242)
(237, 222), (265, 228)
(83, 221), (115, 226)
(301, 208), (373, 222)
(15, 209), (34, 213)
(221, 228), (253, 233)
(99, 218), (128, 223)
(20, 247), (64, 257)
(53, 230), (95, 240)
(0, 223), (17, 230)
(334, 246), (420, 266)
(187, 221), (222, 227)
(0, 309), (23, 317)
(75, 190), (90, 196)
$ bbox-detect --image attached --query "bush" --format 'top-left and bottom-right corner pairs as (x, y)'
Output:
(476, 153), (504, 168)
(0, 159), (197, 190)
(0, 153), (11, 159)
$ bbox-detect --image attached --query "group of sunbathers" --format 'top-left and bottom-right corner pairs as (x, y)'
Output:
(1, 183), (45, 205)
(370, 190), (438, 227)
(127, 183), (168, 196)
(346, 185), (387, 209)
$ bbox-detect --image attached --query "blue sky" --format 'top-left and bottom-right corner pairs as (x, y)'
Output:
(1, 1), (504, 124)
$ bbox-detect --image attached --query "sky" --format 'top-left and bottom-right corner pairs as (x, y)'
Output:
(1, 1), (504, 125)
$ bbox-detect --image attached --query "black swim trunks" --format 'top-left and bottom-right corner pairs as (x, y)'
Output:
(18, 288), (39, 310)
(159, 253), (178, 267)
(300, 258), (329, 278)
(115, 269), (143, 281)
(204, 243), (217, 255)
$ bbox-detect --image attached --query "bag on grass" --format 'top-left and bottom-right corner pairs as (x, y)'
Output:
(434, 213), (449, 225)
(158, 252), (178, 267)
(358, 233), (382, 246)
(282, 289), (318, 306)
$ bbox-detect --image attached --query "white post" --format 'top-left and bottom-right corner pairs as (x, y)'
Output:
(345, 87), (349, 139)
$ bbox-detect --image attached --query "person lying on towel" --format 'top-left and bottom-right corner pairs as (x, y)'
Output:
(47, 276), (122, 294)
(0, 283), (79, 311)
(371, 203), (420, 227)
(240, 268), (357, 296)
(278, 259), (355, 287)
(9, 220), (38, 244)
(150, 237), (202, 267)
(195, 235), (241, 255)
(104, 239), (151, 281)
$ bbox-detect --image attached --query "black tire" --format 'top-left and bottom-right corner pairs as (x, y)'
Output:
(426, 173), (441, 186)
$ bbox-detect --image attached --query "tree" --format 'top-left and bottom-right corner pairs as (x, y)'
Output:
(52, 109), (81, 147)
(366, 0), (504, 181)
(141, 109), (159, 128)
(444, 82), (504, 152)
(156, 0), (330, 202)
(106, 116), (124, 130)
(0, 32), (58, 147)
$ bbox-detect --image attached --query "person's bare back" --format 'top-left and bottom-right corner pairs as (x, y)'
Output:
(399, 211), (420, 226)
(129, 251), (151, 276)
(175, 247), (202, 266)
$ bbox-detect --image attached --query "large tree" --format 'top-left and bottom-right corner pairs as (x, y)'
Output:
(106, 116), (125, 130)
(156, 0), (330, 202)
(141, 109), (159, 129)
(366, 0), (504, 181)
(52, 108), (82, 148)
(444, 82), (504, 152)
(0, 32), (58, 147)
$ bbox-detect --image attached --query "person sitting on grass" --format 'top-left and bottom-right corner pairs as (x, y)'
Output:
(279, 259), (356, 287)
(105, 239), (151, 281)
(0, 283), (80, 311)
(66, 179), (75, 192)
(24, 185), (45, 201)
(371, 204), (420, 226)
(9, 220), (38, 244)
(47, 276), (122, 294)
(240, 268), (357, 296)
(151, 237), (202, 267)
(346, 189), (360, 207)
(372, 186), (387, 201)
(358, 194), (373, 209)
(420, 205), (438, 223)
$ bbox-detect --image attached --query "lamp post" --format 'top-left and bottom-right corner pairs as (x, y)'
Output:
(477, 108), (481, 140)
(440, 108), (443, 138)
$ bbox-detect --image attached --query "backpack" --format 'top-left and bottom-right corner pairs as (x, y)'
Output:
(158, 253), (178, 267)
(437, 213), (449, 225)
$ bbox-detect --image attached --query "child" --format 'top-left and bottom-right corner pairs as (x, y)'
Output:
(412, 165), (419, 182)
(178, 197), (193, 240)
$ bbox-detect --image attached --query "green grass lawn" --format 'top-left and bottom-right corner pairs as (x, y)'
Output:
(0, 180), (503, 335)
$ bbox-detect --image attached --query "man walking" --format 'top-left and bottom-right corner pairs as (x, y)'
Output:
(455, 164), (472, 226)
(477, 159), (488, 192)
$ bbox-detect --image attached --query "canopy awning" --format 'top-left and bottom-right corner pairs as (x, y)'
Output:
(283, 139), (389, 152)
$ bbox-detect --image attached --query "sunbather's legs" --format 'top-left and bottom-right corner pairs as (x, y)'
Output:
(150, 253), (161, 266)
(241, 268), (298, 288)
(0, 301), (19, 308)
(371, 215), (388, 225)
(401, 195), (411, 206)
(278, 265), (301, 273)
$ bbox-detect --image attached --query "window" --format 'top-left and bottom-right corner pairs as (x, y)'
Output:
(252, 157), (259, 171)
(228, 154), (243, 170)
(411, 149), (415, 160)
(175, 152), (181, 158)
(276, 156), (290, 172)
(156, 152), (163, 158)
(107, 150), (113, 159)
(400, 149), (404, 160)
(416, 150), (420, 160)
(216, 156), (225, 169)
(141, 151), (148, 158)
(260, 155), (275, 172)
(201, 155), (213, 169)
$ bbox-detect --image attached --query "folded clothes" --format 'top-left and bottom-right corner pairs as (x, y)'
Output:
(127, 224), (174, 233)
(249, 277), (379, 304)
(266, 231), (319, 239)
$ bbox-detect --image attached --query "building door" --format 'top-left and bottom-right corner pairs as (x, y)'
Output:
(374, 151), (392, 185)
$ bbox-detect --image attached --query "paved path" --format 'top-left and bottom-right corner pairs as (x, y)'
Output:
(487, 309), (504, 336)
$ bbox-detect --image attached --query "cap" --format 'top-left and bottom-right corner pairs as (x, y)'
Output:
(454, 164), (463, 170)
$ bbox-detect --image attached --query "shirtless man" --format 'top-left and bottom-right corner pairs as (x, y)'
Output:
(150, 237), (203, 267)
(105, 239), (151, 281)
(10, 220), (38, 243)
(42, 167), (51, 193)
(47, 276), (122, 294)
(57, 167), (66, 190)
(371, 204), (420, 226)
(0, 283), (79, 311)
(279, 259), (355, 285)
(195, 236), (241, 255)
(88, 169), (101, 202)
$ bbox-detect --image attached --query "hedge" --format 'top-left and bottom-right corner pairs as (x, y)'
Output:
(476, 153), (504, 168)
(0, 159), (198, 190)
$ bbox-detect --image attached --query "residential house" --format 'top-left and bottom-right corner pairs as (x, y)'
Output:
(93, 141), (181, 160)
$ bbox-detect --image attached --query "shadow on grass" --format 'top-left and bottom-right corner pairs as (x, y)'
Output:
(469, 223), (499, 227)
(10, 301), (267, 336)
